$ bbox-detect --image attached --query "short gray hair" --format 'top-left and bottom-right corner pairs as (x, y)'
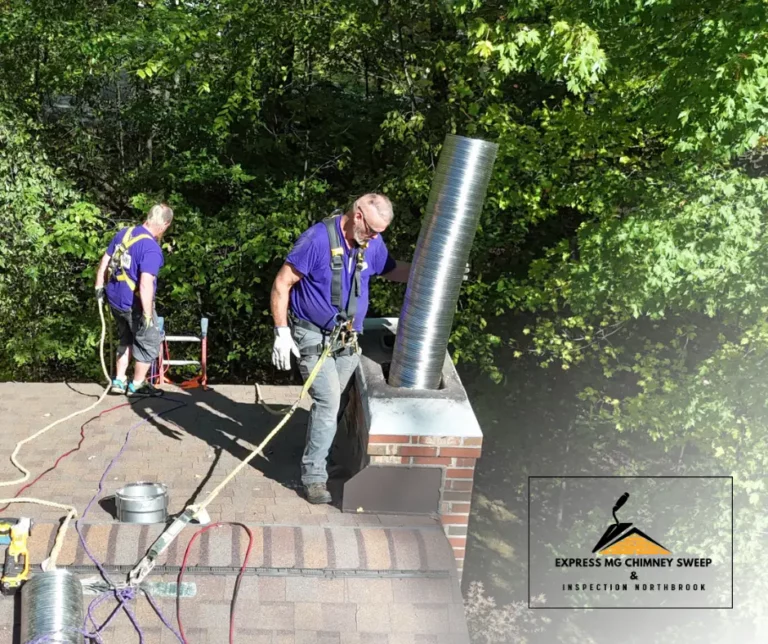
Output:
(355, 193), (393, 225)
(147, 203), (174, 226)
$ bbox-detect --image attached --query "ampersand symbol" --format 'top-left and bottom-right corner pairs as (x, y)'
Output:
(630, 572), (638, 580)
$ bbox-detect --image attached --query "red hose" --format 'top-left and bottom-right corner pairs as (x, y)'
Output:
(0, 401), (131, 514)
(176, 522), (254, 644)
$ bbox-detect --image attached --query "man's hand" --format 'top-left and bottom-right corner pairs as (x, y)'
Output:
(463, 262), (470, 282)
(272, 327), (300, 370)
(95, 287), (105, 304)
(142, 313), (154, 329)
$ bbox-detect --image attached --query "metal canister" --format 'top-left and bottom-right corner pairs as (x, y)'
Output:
(115, 482), (168, 524)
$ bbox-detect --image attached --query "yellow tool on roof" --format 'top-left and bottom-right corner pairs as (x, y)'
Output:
(1, 517), (31, 595)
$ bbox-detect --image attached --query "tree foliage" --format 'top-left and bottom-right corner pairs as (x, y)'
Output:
(2, 1), (768, 638)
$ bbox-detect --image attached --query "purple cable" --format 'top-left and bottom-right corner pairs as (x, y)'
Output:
(73, 397), (188, 644)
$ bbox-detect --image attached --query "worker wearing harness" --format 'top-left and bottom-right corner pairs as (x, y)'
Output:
(270, 193), (411, 504)
(94, 204), (174, 397)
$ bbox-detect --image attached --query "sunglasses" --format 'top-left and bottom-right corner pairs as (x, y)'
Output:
(358, 207), (385, 236)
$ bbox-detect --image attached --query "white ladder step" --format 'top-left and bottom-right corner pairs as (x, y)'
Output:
(165, 335), (201, 343)
(166, 360), (200, 366)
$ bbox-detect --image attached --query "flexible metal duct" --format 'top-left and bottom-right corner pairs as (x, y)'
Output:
(20, 569), (85, 643)
(388, 134), (498, 389)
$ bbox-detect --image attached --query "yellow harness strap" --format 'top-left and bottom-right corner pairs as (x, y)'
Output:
(110, 226), (153, 292)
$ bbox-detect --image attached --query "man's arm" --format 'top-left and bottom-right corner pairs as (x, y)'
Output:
(138, 272), (155, 320)
(94, 252), (111, 288)
(381, 260), (411, 283)
(271, 263), (303, 326)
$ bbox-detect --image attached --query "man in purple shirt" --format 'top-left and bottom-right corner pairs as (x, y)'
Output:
(270, 193), (411, 503)
(94, 204), (173, 397)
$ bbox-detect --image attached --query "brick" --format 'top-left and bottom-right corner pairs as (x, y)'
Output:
(453, 458), (476, 467)
(437, 448), (481, 458)
(368, 435), (411, 444)
(446, 525), (468, 536)
(449, 503), (471, 514)
(369, 455), (409, 465)
(449, 537), (467, 548)
(401, 446), (437, 457)
(417, 436), (461, 446)
(446, 480), (473, 492)
(452, 548), (466, 559)
(441, 515), (469, 525)
(412, 457), (452, 466)
(446, 469), (474, 479)
(442, 491), (472, 503)
(367, 444), (401, 456)
(461, 437), (483, 446)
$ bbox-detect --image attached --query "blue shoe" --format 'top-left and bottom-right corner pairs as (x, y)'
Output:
(127, 381), (163, 397)
(110, 378), (127, 395)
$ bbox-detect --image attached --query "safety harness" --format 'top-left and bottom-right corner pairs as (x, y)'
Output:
(107, 226), (153, 292)
(289, 211), (366, 357)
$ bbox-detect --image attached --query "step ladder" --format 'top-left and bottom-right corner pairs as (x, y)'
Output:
(156, 317), (209, 389)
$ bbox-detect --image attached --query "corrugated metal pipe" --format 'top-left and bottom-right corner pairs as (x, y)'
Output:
(388, 134), (498, 390)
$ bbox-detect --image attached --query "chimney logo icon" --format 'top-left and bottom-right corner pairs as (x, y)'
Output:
(592, 493), (671, 556)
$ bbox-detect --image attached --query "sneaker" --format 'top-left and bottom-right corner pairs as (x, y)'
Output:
(110, 378), (127, 395)
(127, 381), (164, 397)
(304, 483), (332, 505)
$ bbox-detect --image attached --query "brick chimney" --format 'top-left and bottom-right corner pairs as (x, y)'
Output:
(334, 318), (483, 578)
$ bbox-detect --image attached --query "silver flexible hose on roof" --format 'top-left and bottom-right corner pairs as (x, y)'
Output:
(20, 569), (85, 643)
(388, 134), (498, 390)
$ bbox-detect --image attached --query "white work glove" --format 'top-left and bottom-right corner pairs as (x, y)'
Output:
(463, 262), (470, 281)
(272, 326), (300, 370)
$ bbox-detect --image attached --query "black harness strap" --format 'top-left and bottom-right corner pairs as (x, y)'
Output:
(287, 212), (365, 358)
(322, 213), (365, 324)
(323, 215), (345, 314)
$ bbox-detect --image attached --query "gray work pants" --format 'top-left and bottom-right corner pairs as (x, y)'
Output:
(292, 325), (360, 486)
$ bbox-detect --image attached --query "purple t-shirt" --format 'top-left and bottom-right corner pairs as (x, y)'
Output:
(286, 216), (396, 332)
(105, 225), (164, 311)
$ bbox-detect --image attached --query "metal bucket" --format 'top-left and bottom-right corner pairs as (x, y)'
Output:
(115, 482), (168, 524)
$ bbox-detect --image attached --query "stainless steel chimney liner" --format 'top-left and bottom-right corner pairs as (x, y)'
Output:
(388, 134), (499, 389)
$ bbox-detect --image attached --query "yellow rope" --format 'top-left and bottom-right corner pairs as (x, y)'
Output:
(0, 300), (112, 569)
(0, 500), (77, 571)
(0, 302), (111, 489)
(129, 325), (341, 586)
(190, 331), (337, 518)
